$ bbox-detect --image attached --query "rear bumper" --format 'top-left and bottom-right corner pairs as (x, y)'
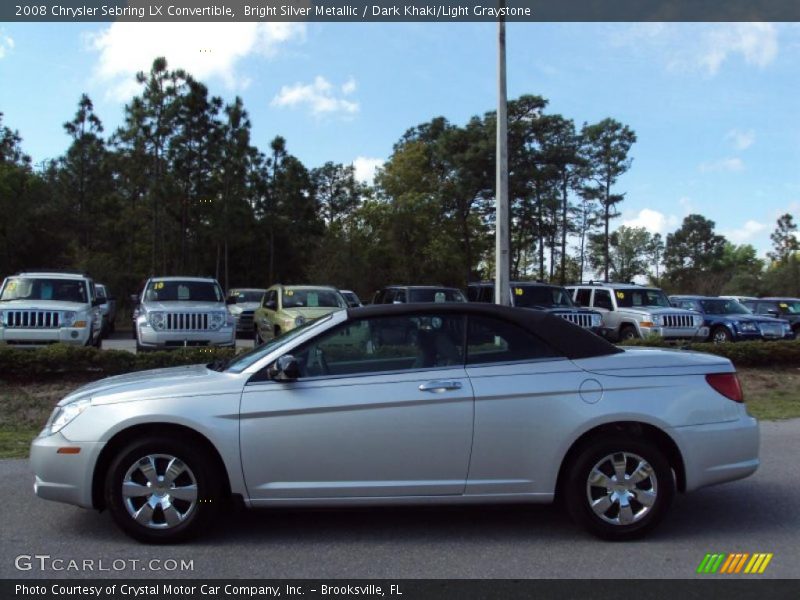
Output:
(673, 413), (759, 492)
(30, 432), (104, 509)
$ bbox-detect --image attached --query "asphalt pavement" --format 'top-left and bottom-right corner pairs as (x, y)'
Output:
(1, 420), (798, 579)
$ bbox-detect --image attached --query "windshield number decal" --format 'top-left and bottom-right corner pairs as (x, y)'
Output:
(616, 291), (625, 299)
(514, 288), (523, 296)
(154, 282), (164, 290)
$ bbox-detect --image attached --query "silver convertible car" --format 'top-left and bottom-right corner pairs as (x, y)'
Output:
(30, 303), (759, 543)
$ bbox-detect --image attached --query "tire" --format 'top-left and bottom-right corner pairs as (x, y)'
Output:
(563, 435), (675, 541)
(104, 436), (223, 544)
(619, 325), (639, 342)
(253, 326), (263, 347)
(274, 326), (281, 339)
(711, 326), (733, 344)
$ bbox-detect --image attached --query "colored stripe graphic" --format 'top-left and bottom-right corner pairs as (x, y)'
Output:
(699, 553), (773, 574)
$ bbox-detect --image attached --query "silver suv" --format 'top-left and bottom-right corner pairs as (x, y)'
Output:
(133, 277), (235, 351)
(0, 271), (102, 347)
(566, 282), (708, 342)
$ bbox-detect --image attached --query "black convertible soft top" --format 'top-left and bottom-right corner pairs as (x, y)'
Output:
(347, 302), (621, 360)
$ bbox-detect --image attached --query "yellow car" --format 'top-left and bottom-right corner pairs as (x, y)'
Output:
(253, 285), (348, 345)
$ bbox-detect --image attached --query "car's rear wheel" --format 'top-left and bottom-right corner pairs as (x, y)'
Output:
(105, 436), (222, 544)
(619, 325), (639, 341)
(564, 436), (674, 540)
(712, 326), (733, 344)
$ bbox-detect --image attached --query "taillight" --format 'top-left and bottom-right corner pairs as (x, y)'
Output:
(705, 373), (744, 403)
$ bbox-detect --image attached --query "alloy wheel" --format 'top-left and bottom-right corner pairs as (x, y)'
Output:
(121, 454), (198, 529)
(585, 451), (658, 526)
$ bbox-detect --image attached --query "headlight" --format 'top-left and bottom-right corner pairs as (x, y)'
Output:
(209, 311), (226, 329)
(738, 321), (758, 332)
(60, 311), (77, 327)
(294, 316), (307, 327)
(782, 323), (792, 332)
(693, 315), (704, 327)
(45, 397), (92, 436)
(591, 313), (602, 328)
(0, 310), (4, 327)
(652, 315), (663, 326)
(148, 312), (165, 330)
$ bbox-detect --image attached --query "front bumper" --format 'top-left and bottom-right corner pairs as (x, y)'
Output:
(30, 431), (105, 509)
(673, 412), (759, 492)
(640, 325), (709, 340)
(137, 324), (235, 348)
(0, 326), (92, 347)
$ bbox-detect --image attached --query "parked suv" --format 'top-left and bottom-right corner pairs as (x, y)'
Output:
(225, 288), (266, 336)
(95, 283), (116, 337)
(133, 277), (235, 351)
(566, 282), (708, 342)
(372, 285), (466, 304)
(0, 271), (102, 347)
(468, 281), (602, 333)
(670, 295), (793, 343)
(741, 298), (800, 337)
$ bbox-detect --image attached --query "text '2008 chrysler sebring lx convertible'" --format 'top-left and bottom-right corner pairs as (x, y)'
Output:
(31, 303), (759, 543)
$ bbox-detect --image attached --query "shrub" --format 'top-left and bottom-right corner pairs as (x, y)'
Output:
(0, 344), (237, 382)
(620, 338), (800, 368)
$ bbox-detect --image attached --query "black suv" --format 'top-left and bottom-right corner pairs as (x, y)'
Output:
(741, 298), (800, 336)
(467, 281), (602, 332)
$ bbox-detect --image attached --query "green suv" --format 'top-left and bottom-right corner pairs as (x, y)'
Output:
(253, 285), (348, 345)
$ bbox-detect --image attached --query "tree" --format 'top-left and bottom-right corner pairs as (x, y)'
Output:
(588, 225), (652, 283)
(768, 213), (799, 263)
(580, 118), (636, 282)
(662, 214), (727, 293)
(647, 232), (665, 284)
(311, 162), (362, 225)
(0, 112), (30, 167)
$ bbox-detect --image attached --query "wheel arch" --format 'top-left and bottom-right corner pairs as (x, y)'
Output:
(554, 420), (686, 503)
(91, 422), (232, 511)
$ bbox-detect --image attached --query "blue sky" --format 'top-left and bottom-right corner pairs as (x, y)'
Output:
(0, 21), (798, 258)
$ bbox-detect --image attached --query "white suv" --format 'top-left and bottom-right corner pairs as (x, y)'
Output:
(133, 276), (235, 351)
(0, 271), (102, 347)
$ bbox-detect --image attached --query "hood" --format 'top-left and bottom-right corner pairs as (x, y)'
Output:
(707, 313), (788, 325)
(0, 299), (89, 312)
(141, 301), (225, 312)
(545, 307), (598, 315)
(574, 346), (731, 377)
(283, 307), (343, 319)
(59, 364), (237, 406)
(620, 306), (697, 317)
(228, 302), (261, 313)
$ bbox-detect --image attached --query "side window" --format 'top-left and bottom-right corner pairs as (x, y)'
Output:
(574, 288), (591, 307)
(291, 314), (465, 377)
(466, 315), (560, 365)
(263, 290), (277, 308)
(593, 289), (614, 311)
(394, 290), (407, 303)
(466, 286), (479, 302)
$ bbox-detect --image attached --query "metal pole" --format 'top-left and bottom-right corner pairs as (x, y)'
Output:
(495, 14), (511, 305)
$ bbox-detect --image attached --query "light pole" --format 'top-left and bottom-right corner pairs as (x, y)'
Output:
(495, 12), (510, 305)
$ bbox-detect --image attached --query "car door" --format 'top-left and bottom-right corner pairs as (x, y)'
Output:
(464, 314), (584, 496)
(240, 312), (474, 503)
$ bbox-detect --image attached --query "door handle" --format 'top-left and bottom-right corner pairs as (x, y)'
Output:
(419, 380), (462, 393)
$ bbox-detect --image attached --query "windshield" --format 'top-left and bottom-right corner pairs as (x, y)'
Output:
(699, 299), (751, 315)
(407, 288), (466, 303)
(282, 288), (345, 309)
(512, 285), (573, 308)
(776, 301), (800, 314)
(615, 288), (671, 308)
(230, 290), (264, 303)
(341, 291), (361, 307)
(144, 280), (223, 303)
(224, 314), (334, 373)
(0, 277), (88, 303)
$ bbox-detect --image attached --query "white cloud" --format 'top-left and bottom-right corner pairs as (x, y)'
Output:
(352, 157), (384, 184)
(723, 220), (768, 244)
(85, 22), (306, 101)
(0, 31), (14, 59)
(700, 23), (778, 75)
(621, 208), (680, 235)
(698, 157), (745, 173)
(271, 76), (359, 117)
(726, 129), (755, 150)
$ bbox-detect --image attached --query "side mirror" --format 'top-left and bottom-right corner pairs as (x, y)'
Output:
(268, 355), (301, 381)
(226, 296), (237, 305)
(130, 294), (139, 304)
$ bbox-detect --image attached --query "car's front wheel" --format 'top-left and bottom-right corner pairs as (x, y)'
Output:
(712, 326), (733, 344)
(564, 436), (674, 541)
(104, 436), (222, 543)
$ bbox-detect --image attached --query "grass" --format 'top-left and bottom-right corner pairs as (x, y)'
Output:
(0, 368), (798, 459)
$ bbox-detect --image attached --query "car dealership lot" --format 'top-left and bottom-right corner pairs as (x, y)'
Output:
(1, 419), (798, 579)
